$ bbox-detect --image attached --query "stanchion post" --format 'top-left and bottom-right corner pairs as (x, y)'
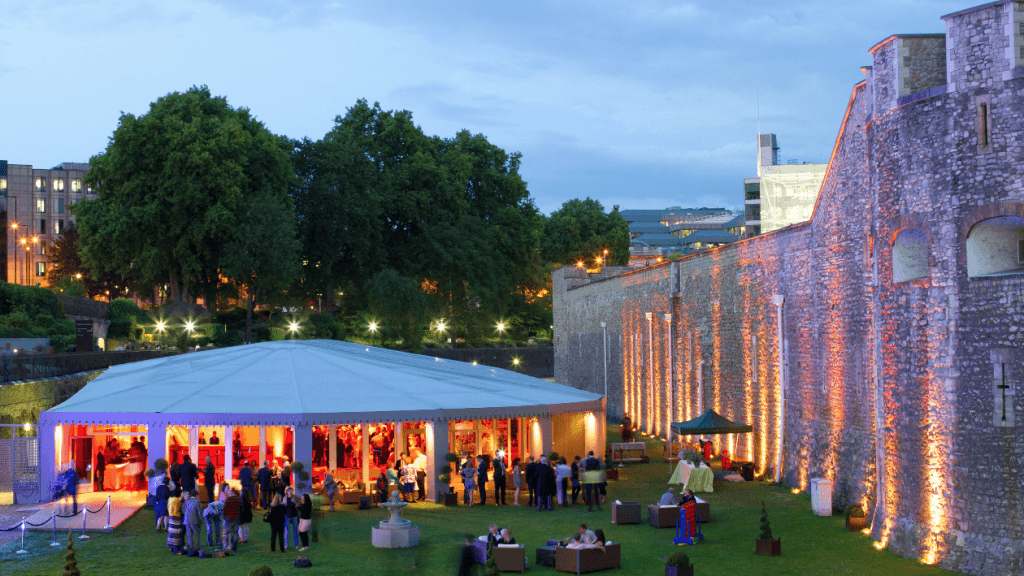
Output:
(103, 495), (112, 531)
(79, 507), (89, 539)
(15, 517), (27, 554)
(50, 512), (60, 546)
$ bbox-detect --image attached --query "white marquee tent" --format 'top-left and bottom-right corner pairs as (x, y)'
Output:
(39, 340), (606, 499)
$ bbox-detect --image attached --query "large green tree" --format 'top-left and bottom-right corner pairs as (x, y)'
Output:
(220, 183), (302, 343)
(541, 198), (630, 267)
(294, 100), (544, 340)
(46, 224), (132, 299)
(75, 85), (293, 310)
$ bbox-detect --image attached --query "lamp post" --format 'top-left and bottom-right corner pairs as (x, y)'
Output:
(288, 321), (300, 340)
(368, 321), (378, 347)
(435, 319), (447, 346)
(9, 222), (19, 285)
(772, 294), (786, 484)
(496, 321), (507, 348)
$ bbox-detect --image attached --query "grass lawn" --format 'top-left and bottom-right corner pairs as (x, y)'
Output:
(1, 432), (954, 576)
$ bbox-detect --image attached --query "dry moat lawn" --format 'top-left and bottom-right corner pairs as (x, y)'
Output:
(1, 434), (954, 576)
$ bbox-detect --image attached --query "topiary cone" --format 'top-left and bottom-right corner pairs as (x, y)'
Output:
(63, 532), (80, 576)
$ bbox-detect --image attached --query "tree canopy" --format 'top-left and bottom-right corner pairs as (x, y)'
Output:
(74, 85), (294, 309)
(541, 198), (630, 267)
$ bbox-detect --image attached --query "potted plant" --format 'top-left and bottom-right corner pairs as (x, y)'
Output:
(445, 452), (460, 491)
(437, 472), (457, 506)
(846, 504), (867, 531)
(291, 461), (311, 494)
(665, 550), (694, 576)
(755, 501), (781, 556)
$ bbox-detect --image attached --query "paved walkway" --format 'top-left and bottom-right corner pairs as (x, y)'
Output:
(0, 491), (145, 547)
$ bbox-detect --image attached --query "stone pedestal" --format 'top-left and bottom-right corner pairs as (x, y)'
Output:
(372, 523), (420, 548)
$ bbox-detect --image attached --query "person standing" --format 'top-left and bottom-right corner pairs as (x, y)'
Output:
(401, 456), (417, 503)
(257, 460), (272, 509)
(570, 456), (582, 505)
(284, 486), (300, 550)
(413, 449), (427, 501)
(238, 488), (253, 543)
(476, 455), (489, 506)
(238, 459), (253, 504)
(459, 534), (476, 576)
(182, 491), (203, 550)
(323, 470), (337, 512)
(621, 414), (632, 443)
(297, 493), (313, 551)
(525, 456), (537, 507)
(492, 452), (506, 506)
(223, 488), (241, 552)
(581, 451), (600, 510)
(203, 456), (216, 503)
(461, 460), (475, 506)
(232, 432), (243, 463)
(512, 458), (523, 506)
(179, 456), (199, 500)
(555, 458), (571, 506)
(267, 494), (286, 552)
(154, 476), (171, 531)
(535, 456), (553, 511)
(95, 449), (106, 492)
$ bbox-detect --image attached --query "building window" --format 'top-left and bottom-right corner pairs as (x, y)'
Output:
(36, 262), (45, 277)
(71, 179), (82, 193)
(56, 199), (64, 214)
(892, 227), (929, 283)
(55, 220), (64, 234)
(35, 178), (46, 192)
(0, 178), (6, 196)
(36, 198), (45, 213)
(991, 348), (1015, 427)
(52, 178), (64, 192)
(967, 216), (1024, 277)
(38, 219), (46, 235)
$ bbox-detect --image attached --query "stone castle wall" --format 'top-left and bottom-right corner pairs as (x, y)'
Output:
(553, 2), (1024, 574)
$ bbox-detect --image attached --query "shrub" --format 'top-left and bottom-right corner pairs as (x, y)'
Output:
(438, 472), (451, 484)
(248, 565), (273, 576)
(107, 317), (133, 338)
(31, 326), (48, 338)
(548, 452), (560, 463)
(108, 299), (151, 324)
(445, 452), (459, 463)
(63, 532), (80, 576)
(666, 550), (691, 567)
(847, 504), (865, 518)
(49, 319), (76, 336)
(35, 314), (54, 328)
(0, 326), (32, 338)
(758, 501), (773, 540)
(290, 461), (304, 473)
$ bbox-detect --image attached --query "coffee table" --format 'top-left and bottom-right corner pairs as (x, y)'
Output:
(535, 545), (558, 567)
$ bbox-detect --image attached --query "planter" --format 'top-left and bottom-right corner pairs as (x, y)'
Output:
(846, 516), (866, 531)
(437, 491), (458, 506)
(755, 537), (781, 556)
(665, 565), (694, 576)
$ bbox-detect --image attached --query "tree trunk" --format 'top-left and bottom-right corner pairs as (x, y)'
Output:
(245, 287), (260, 344)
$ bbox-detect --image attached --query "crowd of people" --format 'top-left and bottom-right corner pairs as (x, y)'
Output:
(150, 455), (316, 556)
(458, 523), (610, 576)
(455, 449), (608, 511)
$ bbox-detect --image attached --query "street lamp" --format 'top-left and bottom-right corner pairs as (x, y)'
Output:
(496, 321), (507, 347)
(368, 321), (378, 347)
(288, 321), (300, 338)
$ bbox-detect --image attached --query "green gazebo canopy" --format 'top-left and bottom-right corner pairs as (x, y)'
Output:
(670, 409), (753, 436)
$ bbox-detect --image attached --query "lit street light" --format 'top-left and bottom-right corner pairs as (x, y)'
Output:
(368, 321), (378, 347)
(496, 321), (507, 348)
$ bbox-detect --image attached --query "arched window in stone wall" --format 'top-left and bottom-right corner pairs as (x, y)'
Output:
(967, 216), (1024, 278)
(892, 227), (929, 283)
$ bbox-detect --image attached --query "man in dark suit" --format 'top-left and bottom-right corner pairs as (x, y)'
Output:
(178, 455), (199, 497)
(203, 456), (216, 503)
(492, 452), (506, 506)
(535, 456), (553, 511)
(476, 455), (488, 506)
(95, 449), (105, 492)
(257, 460), (272, 509)
(525, 456), (537, 507)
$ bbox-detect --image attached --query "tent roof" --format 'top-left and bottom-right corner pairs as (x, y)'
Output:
(43, 340), (603, 426)
(670, 409), (752, 436)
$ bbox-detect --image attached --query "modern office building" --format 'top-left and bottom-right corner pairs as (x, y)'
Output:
(0, 160), (93, 285)
(744, 134), (827, 237)
(617, 206), (743, 264)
